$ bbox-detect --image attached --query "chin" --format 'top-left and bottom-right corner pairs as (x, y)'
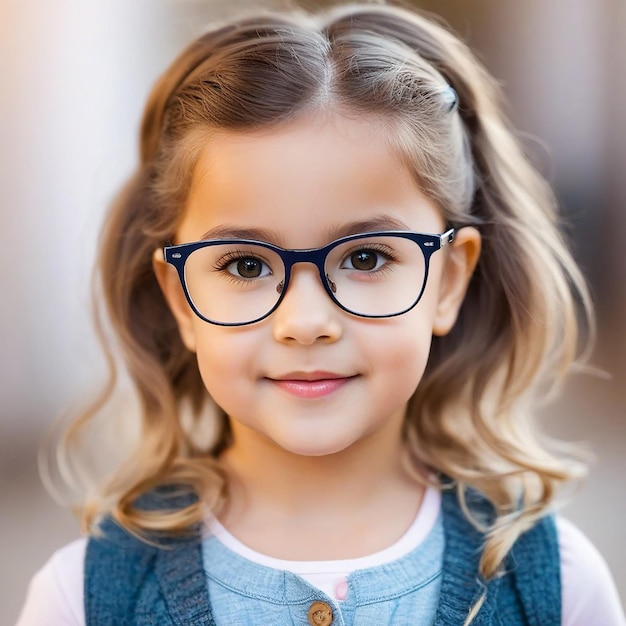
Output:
(273, 434), (360, 458)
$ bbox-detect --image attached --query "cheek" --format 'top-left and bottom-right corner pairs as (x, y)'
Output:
(191, 326), (259, 406)
(364, 314), (435, 398)
(390, 330), (432, 387)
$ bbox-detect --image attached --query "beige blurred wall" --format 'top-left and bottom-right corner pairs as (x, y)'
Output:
(2, 1), (624, 622)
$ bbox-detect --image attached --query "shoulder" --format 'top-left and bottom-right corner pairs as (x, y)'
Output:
(16, 538), (87, 626)
(556, 516), (625, 625)
(440, 486), (624, 624)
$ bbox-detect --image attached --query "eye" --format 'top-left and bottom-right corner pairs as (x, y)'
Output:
(226, 256), (271, 279)
(341, 248), (389, 271)
(212, 249), (274, 280)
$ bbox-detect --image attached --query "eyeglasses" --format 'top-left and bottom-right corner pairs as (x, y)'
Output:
(163, 229), (455, 326)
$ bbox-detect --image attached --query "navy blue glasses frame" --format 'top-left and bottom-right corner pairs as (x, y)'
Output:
(163, 228), (456, 326)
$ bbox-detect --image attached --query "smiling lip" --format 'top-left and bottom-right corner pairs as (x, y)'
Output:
(267, 372), (357, 399)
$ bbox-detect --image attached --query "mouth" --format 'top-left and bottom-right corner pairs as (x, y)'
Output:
(266, 372), (358, 399)
(272, 371), (351, 381)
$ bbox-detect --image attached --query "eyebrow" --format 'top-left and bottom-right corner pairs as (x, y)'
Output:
(200, 225), (283, 244)
(199, 214), (413, 247)
(330, 215), (412, 239)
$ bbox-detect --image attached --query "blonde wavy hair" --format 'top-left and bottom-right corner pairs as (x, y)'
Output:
(55, 1), (593, 590)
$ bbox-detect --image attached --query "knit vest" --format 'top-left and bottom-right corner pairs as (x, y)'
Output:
(84, 488), (561, 625)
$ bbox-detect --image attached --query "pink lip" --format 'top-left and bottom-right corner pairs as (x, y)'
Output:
(267, 372), (356, 399)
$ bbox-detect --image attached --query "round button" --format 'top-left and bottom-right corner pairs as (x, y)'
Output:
(307, 600), (333, 626)
(334, 579), (348, 601)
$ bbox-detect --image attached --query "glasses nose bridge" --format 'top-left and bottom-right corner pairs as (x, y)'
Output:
(281, 247), (331, 293)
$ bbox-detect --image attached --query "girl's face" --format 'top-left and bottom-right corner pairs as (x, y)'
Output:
(156, 112), (479, 458)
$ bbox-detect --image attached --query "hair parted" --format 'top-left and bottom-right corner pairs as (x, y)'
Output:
(55, 1), (593, 586)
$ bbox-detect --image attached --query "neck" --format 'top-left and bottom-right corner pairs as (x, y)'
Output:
(217, 417), (425, 534)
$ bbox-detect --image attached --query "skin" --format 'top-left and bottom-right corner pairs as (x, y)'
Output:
(154, 111), (480, 559)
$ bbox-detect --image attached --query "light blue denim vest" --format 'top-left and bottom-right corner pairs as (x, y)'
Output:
(84, 487), (561, 625)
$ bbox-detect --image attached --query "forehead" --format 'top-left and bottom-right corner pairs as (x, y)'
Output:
(177, 112), (443, 246)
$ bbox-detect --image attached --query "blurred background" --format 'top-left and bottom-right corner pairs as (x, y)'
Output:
(1, 0), (624, 621)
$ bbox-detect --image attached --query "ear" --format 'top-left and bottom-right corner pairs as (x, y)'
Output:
(432, 227), (481, 336)
(152, 249), (198, 352)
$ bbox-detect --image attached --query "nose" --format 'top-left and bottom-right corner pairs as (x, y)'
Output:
(272, 265), (343, 345)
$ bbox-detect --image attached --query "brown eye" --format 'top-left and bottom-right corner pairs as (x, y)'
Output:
(235, 258), (263, 278)
(349, 250), (378, 271)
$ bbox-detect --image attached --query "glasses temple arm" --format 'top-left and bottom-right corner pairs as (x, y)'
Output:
(440, 228), (456, 248)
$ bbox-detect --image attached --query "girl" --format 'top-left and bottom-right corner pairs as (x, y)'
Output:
(18, 2), (624, 625)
